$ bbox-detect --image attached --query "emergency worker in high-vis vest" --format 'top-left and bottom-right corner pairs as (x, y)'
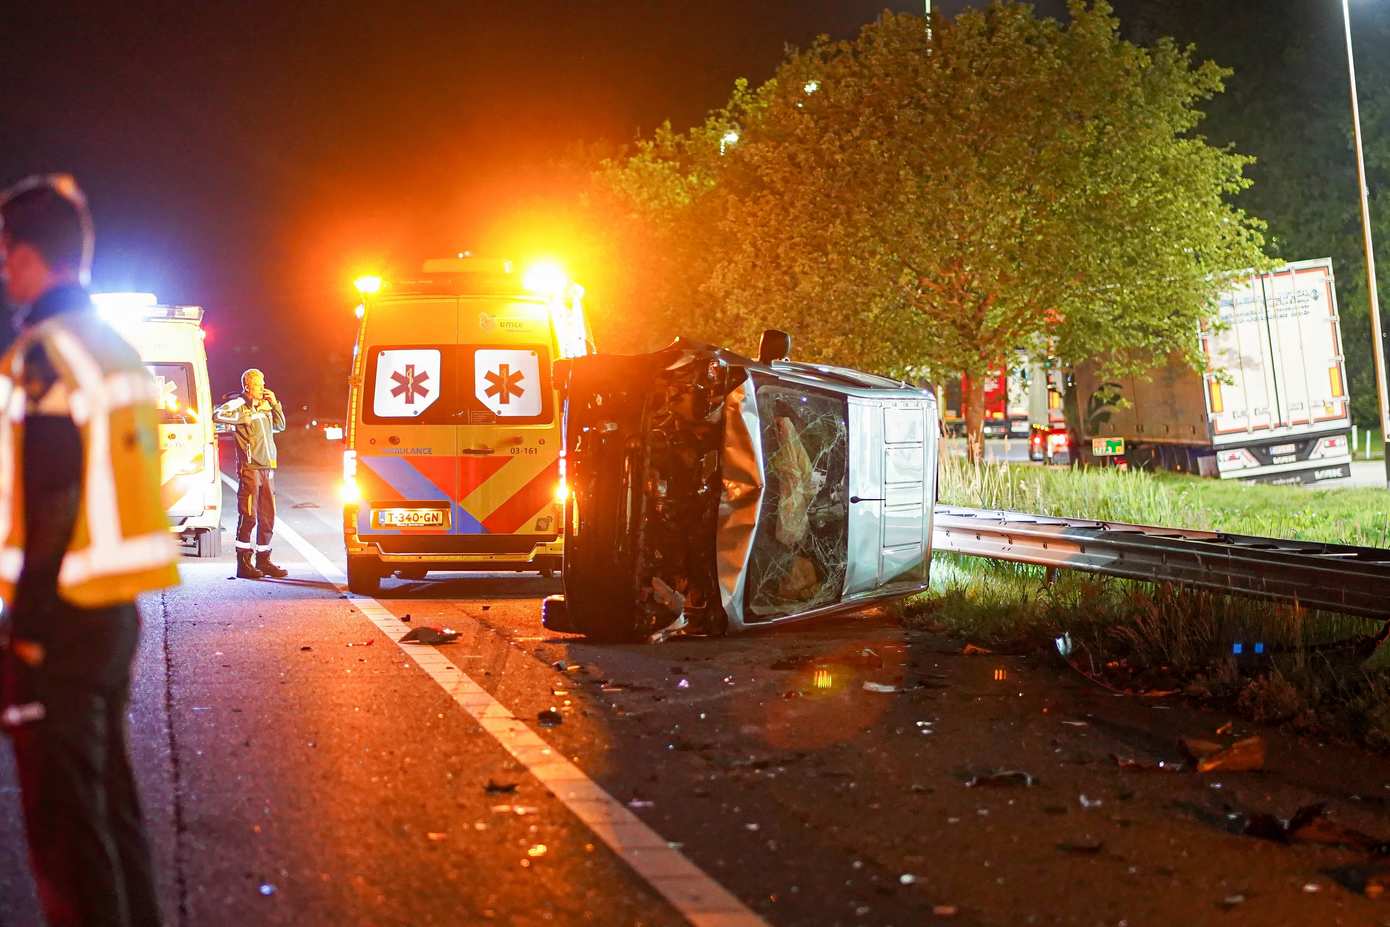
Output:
(0, 175), (178, 927)
(213, 368), (288, 579)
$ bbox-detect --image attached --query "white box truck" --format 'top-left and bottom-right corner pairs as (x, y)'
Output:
(1075, 258), (1353, 485)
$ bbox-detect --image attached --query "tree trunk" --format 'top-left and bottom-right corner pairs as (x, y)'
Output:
(1061, 373), (1091, 468)
(963, 371), (987, 465)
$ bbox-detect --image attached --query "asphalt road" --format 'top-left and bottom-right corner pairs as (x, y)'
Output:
(3, 464), (1390, 927)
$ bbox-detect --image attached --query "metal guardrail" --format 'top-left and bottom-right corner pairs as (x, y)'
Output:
(932, 506), (1390, 621)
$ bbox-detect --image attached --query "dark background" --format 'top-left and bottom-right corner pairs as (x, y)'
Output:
(2, 0), (1381, 422)
(2, 0), (986, 411)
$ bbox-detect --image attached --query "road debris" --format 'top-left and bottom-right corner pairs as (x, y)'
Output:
(527, 844), (547, 858)
(258, 882), (276, 897)
(1328, 862), (1390, 898)
(1222, 894), (1245, 907)
(628, 798), (655, 809)
(1056, 839), (1104, 855)
(537, 708), (564, 728)
(399, 626), (459, 645)
(490, 805), (539, 815)
(346, 639), (374, 647)
(961, 644), (992, 656)
(1243, 802), (1390, 853)
(1111, 754), (1184, 773)
(1182, 735), (1265, 773)
(299, 646), (312, 652)
(400, 613), (412, 623)
(426, 832), (448, 842)
(862, 682), (901, 694)
(1079, 794), (1103, 809)
(484, 780), (518, 794)
(932, 904), (959, 918)
(966, 770), (1036, 788)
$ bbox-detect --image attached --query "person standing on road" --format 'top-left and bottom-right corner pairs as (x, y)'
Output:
(0, 174), (179, 927)
(213, 368), (288, 578)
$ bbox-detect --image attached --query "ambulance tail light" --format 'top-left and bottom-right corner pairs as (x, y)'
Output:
(340, 450), (361, 503)
(550, 285), (589, 359)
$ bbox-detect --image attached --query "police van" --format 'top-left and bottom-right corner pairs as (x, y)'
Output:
(341, 257), (592, 594)
(92, 293), (223, 558)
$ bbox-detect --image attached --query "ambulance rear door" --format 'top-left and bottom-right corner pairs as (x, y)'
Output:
(452, 297), (563, 542)
(353, 296), (461, 539)
(131, 316), (214, 522)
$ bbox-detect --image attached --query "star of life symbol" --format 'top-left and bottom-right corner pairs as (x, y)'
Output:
(373, 349), (440, 417)
(475, 349), (541, 417)
(390, 364), (431, 405)
(483, 364), (524, 405)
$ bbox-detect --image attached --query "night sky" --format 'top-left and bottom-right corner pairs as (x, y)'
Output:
(0, 1), (1055, 405)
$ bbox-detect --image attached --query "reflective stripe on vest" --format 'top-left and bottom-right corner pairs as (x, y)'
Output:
(0, 313), (179, 608)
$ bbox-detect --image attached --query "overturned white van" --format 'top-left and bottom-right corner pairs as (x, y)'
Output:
(543, 331), (939, 642)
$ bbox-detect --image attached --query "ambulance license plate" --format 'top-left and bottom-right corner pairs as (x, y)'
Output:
(375, 508), (447, 529)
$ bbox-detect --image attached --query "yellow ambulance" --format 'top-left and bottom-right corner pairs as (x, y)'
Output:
(92, 293), (223, 557)
(340, 257), (591, 594)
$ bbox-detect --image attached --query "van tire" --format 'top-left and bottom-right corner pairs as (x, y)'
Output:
(196, 528), (221, 559)
(347, 556), (381, 596)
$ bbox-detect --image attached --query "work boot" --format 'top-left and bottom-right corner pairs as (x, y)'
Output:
(236, 548), (264, 579)
(255, 550), (289, 578)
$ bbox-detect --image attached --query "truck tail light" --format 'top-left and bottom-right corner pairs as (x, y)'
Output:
(1217, 448), (1257, 471)
(1312, 435), (1348, 459)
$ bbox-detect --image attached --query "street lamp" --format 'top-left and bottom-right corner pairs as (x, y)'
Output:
(1341, 0), (1390, 486)
(719, 130), (739, 156)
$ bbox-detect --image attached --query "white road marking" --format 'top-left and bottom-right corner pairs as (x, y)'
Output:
(222, 473), (768, 927)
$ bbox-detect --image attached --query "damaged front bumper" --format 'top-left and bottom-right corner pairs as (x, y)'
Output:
(545, 338), (939, 642)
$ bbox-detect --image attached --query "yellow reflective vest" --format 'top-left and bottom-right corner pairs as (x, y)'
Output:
(0, 310), (180, 608)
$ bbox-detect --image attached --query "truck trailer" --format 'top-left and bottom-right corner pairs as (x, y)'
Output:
(1075, 258), (1353, 485)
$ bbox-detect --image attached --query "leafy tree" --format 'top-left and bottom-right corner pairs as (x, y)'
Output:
(597, 1), (1267, 460)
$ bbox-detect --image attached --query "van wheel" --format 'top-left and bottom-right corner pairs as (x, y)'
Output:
(196, 528), (222, 559)
(347, 556), (381, 596)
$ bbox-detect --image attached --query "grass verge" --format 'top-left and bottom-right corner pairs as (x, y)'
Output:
(914, 455), (1390, 750)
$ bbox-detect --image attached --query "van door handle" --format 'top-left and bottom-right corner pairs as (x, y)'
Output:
(461, 447), (495, 456)
(850, 496), (884, 504)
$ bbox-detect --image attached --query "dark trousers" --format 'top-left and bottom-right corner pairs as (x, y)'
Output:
(235, 466), (276, 551)
(6, 609), (161, 927)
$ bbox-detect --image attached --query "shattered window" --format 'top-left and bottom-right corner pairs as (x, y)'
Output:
(745, 382), (849, 619)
